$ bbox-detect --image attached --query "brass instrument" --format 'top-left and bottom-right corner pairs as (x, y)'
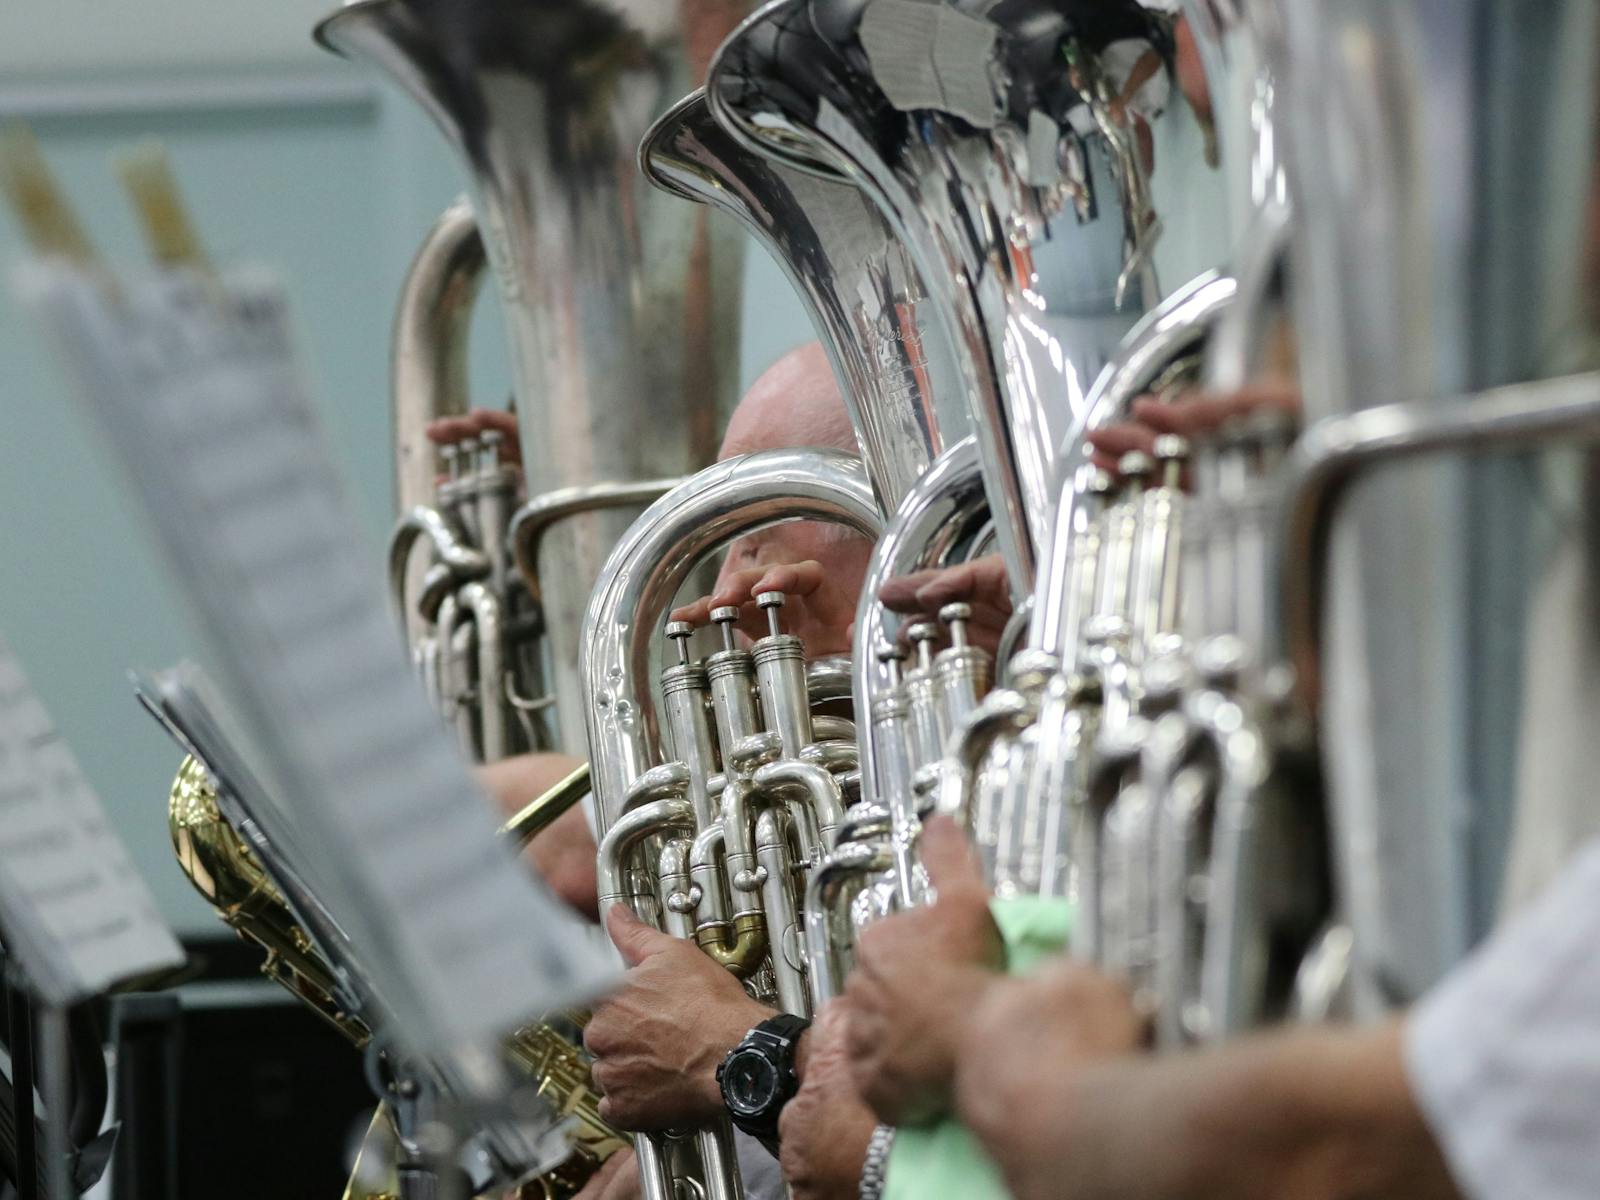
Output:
(169, 757), (628, 1199)
(957, 0), (1600, 1056)
(318, 0), (749, 755)
(921, 0), (1314, 1043)
(708, 0), (1188, 596)
(580, 449), (883, 1200)
(1266, 0), (1600, 1014)
(700, 0), (1251, 994)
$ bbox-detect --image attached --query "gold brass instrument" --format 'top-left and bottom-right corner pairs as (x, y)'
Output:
(168, 757), (629, 1199)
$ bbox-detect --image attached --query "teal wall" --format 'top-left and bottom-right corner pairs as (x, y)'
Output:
(0, 44), (813, 933)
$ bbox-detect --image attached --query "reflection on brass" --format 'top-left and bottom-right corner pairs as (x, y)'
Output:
(168, 757), (629, 1199)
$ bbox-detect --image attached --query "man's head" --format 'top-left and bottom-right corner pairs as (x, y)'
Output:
(712, 342), (873, 655)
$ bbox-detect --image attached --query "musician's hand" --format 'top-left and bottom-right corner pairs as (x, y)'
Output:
(585, 906), (771, 1130)
(1085, 386), (1302, 477)
(844, 816), (1003, 1125)
(877, 554), (1013, 657)
(779, 1003), (876, 1200)
(1130, 386), (1300, 439)
(571, 1147), (640, 1200)
(1083, 417), (1159, 476)
(670, 558), (859, 656)
(425, 407), (523, 467)
(952, 962), (1144, 1200)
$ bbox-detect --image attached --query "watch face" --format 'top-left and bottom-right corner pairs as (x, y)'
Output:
(723, 1048), (781, 1116)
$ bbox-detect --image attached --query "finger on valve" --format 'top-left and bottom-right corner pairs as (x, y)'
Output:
(877, 556), (1013, 658)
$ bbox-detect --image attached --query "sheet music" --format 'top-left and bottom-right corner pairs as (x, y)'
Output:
(0, 637), (184, 1006)
(133, 664), (375, 1018)
(18, 263), (613, 1060)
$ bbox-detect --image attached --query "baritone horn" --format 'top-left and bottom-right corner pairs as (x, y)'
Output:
(581, 448), (883, 1200)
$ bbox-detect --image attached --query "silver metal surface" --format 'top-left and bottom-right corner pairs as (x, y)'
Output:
(319, 0), (747, 749)
(1278, 0), (1600, 1011)
(581, 448), (881, 835)
(1029, 271), (1237, 656)
(389, 198), (484, 516)
(851, 438), (988, 807)
(643, 88), (966, 512)
(709, 0), (1203, 595)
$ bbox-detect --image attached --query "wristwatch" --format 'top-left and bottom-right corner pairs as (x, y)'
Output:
(717, 1013), (812, 1142)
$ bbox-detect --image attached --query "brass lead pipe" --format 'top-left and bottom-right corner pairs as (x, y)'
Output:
(499, 762), (592, 850)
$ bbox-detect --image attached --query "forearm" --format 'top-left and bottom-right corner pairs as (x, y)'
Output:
(1048, 1022), (1460, 1200)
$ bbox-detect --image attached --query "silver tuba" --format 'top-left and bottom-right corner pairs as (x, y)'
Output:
(579, 70), (988, 1198)
(317, 0), (749, 752)
(1269, 0), (1600, 1016)
(1045, 0), (1600, 1050)
(641, 87), (969, 513)
(641, 87), (997, 939)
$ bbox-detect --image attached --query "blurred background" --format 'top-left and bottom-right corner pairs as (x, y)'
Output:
(0, 0), (817, 936)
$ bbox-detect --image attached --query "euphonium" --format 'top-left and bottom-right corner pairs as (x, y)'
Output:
(581, 448), (882, 1200)
(965, 0), (1315, 1043)
(381, 200), (547, 762)
(317, 0), (749, 752)
(168, 756), (629, 1199)
(641, 88), (993, 952)
(709, 0), (1244, 921)
(1031, 0), (1600, 1054)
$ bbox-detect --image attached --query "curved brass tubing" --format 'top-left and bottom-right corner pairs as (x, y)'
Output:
(694, 911), (769, 979)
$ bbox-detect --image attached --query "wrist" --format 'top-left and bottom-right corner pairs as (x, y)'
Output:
(698, 999), (777, 1115)
(718, 1012), (812, 1143)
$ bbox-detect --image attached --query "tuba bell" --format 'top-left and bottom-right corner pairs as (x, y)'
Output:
(317, 0), (750, 754)
(708, 0), (1190, 596)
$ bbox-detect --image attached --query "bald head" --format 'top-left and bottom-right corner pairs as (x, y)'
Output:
(712, 341), (874, 656)
(719, 342), (859, 461)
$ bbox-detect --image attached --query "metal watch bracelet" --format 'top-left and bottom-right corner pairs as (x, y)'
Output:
(858, 1123), (895, 1200)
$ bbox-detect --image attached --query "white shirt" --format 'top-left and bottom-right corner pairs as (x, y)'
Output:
(1405, 839), (1600, 1199)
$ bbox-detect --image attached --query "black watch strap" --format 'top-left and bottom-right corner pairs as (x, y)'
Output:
(748, 1012), (810, 1048)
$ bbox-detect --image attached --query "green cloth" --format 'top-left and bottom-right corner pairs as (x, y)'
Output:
(882, 895), (1073, 1200)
